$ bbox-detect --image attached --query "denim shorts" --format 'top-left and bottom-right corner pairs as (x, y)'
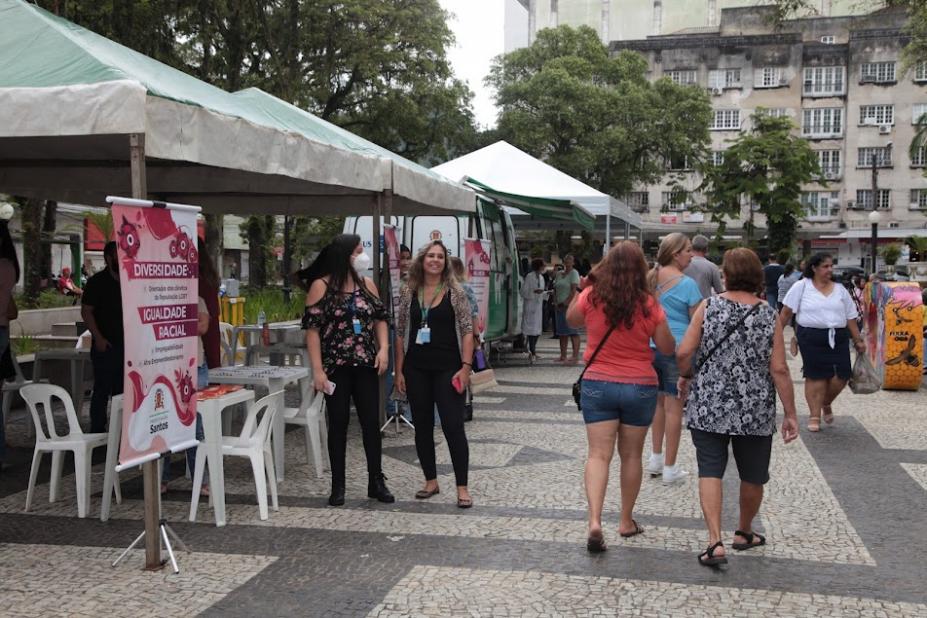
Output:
(554, 308), (579, 336)
(652, 351), (680, 396)
(580, 380), (658, 426)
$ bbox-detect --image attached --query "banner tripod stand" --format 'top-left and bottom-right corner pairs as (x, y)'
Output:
(113, 459), (190, 574)
(380, 406), (414, 434)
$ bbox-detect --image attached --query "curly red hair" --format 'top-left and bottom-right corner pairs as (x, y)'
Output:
(586, 241), (653, 329)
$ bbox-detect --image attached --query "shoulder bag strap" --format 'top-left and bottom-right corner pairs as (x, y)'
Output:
(578, 324), (616, 381)
(693, 301), (761, 375)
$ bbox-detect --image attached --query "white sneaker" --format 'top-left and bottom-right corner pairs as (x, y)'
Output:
(646, 453), (664, 476)
(662, 464), (689, 484)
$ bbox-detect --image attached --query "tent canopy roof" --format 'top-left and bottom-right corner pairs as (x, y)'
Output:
(465, 178), (595, 231)
(431, 141), (640, 228)
(0, 0), (473, 216)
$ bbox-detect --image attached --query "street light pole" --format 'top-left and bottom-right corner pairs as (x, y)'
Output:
(868, 210), (881, 277)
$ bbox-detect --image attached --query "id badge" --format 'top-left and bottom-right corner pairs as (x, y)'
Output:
(416, 326), (431, 345)
(352, 318), (362, 335)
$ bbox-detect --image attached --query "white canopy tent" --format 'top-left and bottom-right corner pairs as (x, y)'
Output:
(432, 141), (642, 246)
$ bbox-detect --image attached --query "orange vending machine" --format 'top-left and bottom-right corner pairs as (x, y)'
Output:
(863, 281), (924, 390)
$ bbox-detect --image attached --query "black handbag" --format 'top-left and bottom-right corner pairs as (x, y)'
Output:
(572, 325), (616, 411)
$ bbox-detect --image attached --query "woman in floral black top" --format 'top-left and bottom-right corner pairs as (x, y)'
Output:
(303, 234), (394, 506)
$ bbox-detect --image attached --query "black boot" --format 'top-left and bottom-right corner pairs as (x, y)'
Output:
(328, 483), (345, 507)
(368, 473), (395, 503)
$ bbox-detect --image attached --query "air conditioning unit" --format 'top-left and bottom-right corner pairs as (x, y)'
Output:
(779, 77), (789, 86)
(879, 124), (892, 134)
(860, 76), (874, 84)
(847, 200), (856, 210)
(711, 87), (723, 96)
(911, 202), (922, 210)
(824, 171), (837, 180)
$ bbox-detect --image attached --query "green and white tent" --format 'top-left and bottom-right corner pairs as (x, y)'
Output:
(0, 0), (474, 216)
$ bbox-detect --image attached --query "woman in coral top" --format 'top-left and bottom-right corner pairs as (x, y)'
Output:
(567, 241), (675, 553)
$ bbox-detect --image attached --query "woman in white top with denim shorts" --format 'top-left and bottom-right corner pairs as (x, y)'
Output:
(779, 253), (865, 432)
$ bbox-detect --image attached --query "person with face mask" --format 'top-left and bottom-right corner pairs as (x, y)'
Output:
(303, 234), (393, 506)
(81, 241), (124, 434)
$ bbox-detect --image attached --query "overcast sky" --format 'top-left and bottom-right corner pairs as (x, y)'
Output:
(438, 0), (504, 129)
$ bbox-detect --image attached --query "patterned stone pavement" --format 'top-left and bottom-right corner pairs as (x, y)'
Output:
(1, 333), (926, 617)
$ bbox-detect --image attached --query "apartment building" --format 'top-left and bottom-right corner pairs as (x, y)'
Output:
(505, 0), (863, 50)
(609, 5), (927, 247)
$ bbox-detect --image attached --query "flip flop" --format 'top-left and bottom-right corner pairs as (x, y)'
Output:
(587, 532), (607, 553)
(415, 487), (440, 500)
(808, 417), (821, 432)
(457, 496), (473, 509)
(698, 541), (728, 567)
(732, 530), (766, 551)
(619, 519), (644, 538)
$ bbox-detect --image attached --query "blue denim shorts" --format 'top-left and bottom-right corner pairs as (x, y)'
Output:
(580, 380), (658, 426)
(652, 351), (680, 396)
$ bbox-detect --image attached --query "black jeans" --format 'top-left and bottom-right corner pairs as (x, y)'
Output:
(404, 365), (469, 486)
(324, 366), (382, 487)
(527, 335), (539, 355)
(89, 343), (124, 434)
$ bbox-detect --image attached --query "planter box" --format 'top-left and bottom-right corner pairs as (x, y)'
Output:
(10, 306), (82, 336)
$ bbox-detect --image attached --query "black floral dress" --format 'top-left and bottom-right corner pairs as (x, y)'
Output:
(684, 297), (779, 436)
(302, 284), (389, 374)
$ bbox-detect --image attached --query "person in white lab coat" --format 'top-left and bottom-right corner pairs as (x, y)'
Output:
(521, 258), (547, 360)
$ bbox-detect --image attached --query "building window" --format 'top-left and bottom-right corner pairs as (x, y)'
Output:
(665, 69), (697, 85)
(912, 146), (927, 167)
(625, 192), (649, 212)
(661, 191), (687, 211)
(860, 62), (896, 84)
(801, 107), (843, 137)
(801, 191), (839, 218)
(915, 61), (927, 82)
(708, 68), (741, 89)
(803, 66), (845, 96)
(710, 150), (725, 166)
(859, 104), (895, 125)
(856, 189), (891, 210)
(857, 147), (893, 168)
(754, 67), (784, 88)
(817, 150), (841, 176)
(910, 189), (927, 210)
(710, 109), (741, 130)
(913, 104), (927, 124)
(820, 35), (836, 44)
(665, 154), (691, 171)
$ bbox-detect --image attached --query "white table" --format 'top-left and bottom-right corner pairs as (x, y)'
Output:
(33, 348), (92, 414)
(229, 322), (301, 363)
(207, 365), (309, 481)
(193, 388), (256, 527)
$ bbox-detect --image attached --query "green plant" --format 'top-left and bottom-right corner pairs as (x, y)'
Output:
(880, 243), (902, 266)
(12, 325), (39, 357)
(241, 286), (305, 324)
(84, 210), (114, 242)
(15, 289), (75, 310)
(907, 235), (927, 261)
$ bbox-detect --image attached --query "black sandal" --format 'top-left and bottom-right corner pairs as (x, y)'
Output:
(732, 530), (766, 551)
(457, 496), (473, 509)
(587, 532), (607, 553)
(415, 487), (440, 500)
(619, 519), (644, 538)
(698, 541), (728, 567)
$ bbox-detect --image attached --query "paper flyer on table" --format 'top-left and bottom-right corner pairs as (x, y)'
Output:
(108, 197), (201, 467)
(463, 238), (491, 337)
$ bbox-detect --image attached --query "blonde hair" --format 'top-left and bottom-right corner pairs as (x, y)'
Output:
(406, 241), (459, 293)
(647, 232), (690, 290)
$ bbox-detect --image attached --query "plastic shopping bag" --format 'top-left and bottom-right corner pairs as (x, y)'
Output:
(849, 353), (881, 395)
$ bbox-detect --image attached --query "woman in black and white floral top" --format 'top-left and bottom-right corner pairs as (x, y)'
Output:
(303, 234), (394, 507)
(676, 248), (799, 568)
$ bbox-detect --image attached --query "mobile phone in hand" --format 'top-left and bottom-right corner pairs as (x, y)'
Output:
(451, 375), (464, 394)
(323, 380), (336, 395)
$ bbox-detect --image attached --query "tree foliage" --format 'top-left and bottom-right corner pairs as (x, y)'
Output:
(487, 25), (712, 198)
(700, 112), (819, 253)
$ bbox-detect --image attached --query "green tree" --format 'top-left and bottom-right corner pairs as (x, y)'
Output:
(487, 25), (712, 198)
(700, 112), (819, 253)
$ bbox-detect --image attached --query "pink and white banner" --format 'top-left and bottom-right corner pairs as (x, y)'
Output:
(383, 225), (401, 312)
(464, 238), (491, 337)
(108, 197), (201, 468)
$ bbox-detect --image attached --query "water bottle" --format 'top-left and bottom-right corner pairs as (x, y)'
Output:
(257, 308), (266, 327)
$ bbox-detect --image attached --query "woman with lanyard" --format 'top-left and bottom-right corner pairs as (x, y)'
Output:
(303, 234), (394, 506)
(395, 241), (475, 508)
(779, 253), (865, 432)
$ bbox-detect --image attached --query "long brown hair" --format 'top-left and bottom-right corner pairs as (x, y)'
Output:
(586, 241), (653, 329)
(405, 241), (459, 293)
(647, 232), (690, 290)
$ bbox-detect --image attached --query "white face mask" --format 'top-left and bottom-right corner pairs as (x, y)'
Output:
(352, 252), (371, 272)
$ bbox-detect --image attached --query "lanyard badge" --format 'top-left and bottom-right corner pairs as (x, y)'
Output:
(346, 289), (362, 335)
(416, 284), (442, 345)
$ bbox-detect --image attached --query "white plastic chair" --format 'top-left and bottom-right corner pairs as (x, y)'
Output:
(190, 390), (284, 521)
(219, 321), (244, 366)
(283, 385), (328, 479)
(21, 383), (108, 518)
(99, 394), (124, 521)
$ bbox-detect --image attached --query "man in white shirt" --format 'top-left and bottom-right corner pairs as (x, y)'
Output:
(684, 235), (724, 299)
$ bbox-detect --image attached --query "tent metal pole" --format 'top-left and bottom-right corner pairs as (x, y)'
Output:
(604, 211), (611, 254)
(372, 195), (386, 426)
(130, 133), (162, 571)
